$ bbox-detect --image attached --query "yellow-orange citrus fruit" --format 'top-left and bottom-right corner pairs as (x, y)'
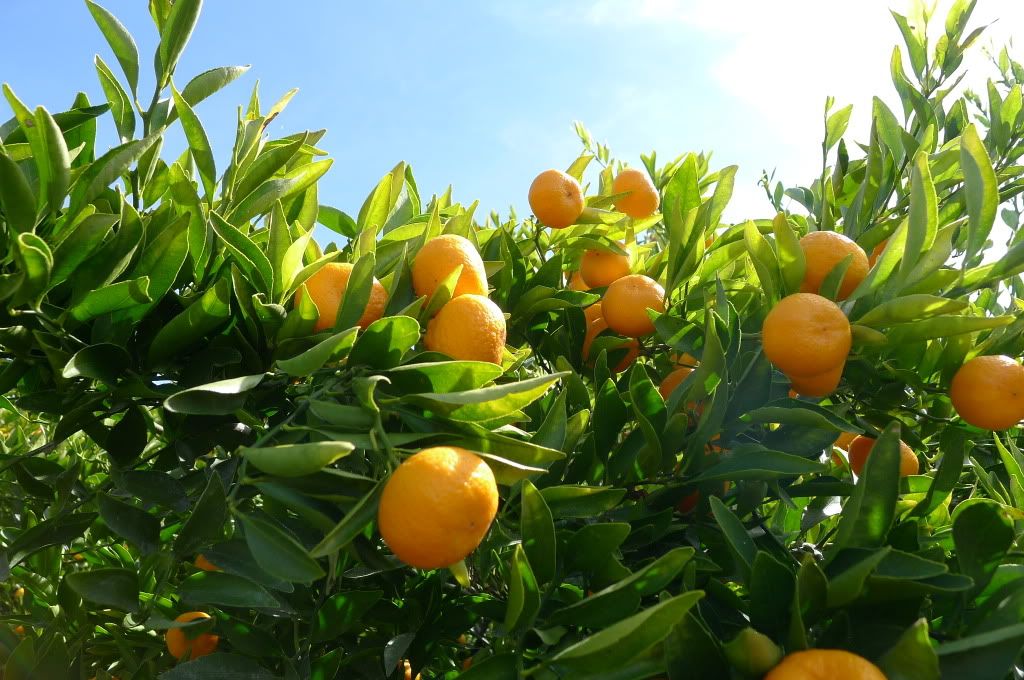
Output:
(14, 625), (25, 636)
(194, 554), (220, 572)
(789, 362), (844, 398)
(765, 649), (885, 680)
(165, 612), (219, 661)
(424, 294), (506, 365)
(582, 303), (639, 373)
(567, 271), (589, 291)
(762, 293), (851, 378)
(950, 355), (1024, 430)
(378, 447), (499, 569)
(529, 169), (584, 229)
(602, 274), (666, 337)
(13, 586), (24, 601)
(412, 234), (488, 300)
(580, 244), (631, 288)
(868, 239), (888, 267)
(677, 490), (701, 514)
(612, 168), (660, 218)
(847, 436), (919, 477)
(834, 431), (858, 451)
(671, 352), (699, 367)
(799, 231), (870, 300)
(659, 367), (693, 401)
(296, 262), (387, 332)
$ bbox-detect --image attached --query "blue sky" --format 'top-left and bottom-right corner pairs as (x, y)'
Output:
(2, 1), (1020, 234)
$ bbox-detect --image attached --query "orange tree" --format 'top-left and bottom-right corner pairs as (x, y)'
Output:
(2, 1), (1024, 678)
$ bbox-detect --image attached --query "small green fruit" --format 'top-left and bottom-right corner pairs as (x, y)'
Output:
(723, 627), (784, 677)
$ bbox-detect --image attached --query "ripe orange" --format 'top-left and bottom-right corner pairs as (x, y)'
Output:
(378, 447), (499, 569)
(14, 624), (25, 636)
(868, 239), (888, 267)
(412, 234), (488, 300)
(580, 244), (631, 288)
(764, 649), (885, 680)
(762, 293), (851, 378)
(834, 431), (858, 451)
(950, 355), (1024, 430)
(295, 262), (387, 332)
(13, 586), (24, 601)
(424, 294), (507, 365)
(788, 362), (844, 398)
(165, 611), (219, 661)
(671, 352), (699, 367)
(677, 490), (701, 514)
(529, 169), (584, 229)
(194, 554), (220, 572)
(567, 271), (589, 291)
(601, 274), (666, 337)
(612, 168), (659, 218)
(659, 367), (693, 401)
(847, 436), (919, 477)
(799, 231), (869, 300)
(582, 303), (639, 373)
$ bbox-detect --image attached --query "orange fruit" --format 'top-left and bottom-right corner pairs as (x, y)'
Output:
(950, 355), (1024, 430)
(378, 447), (499, 569)
(424, 294), (506, 365)
(847, 435), (919, 477)
(612, 168), (659, 218)
(580, 244), (631, 288)
(567, 271), (589, 291)
(788, 362), (844, 398)
(671, 352), (699, 367)
(412, 234), (489, 301)
(834, 432), (858, 451)
(13, 586), (24, 601)
(765, 649), (885, 680)
(193, 554), (220, 572)
(14, 624), (25, 636)
(762, 293), (851, 378)
(529, 169), (584, 229)
(659, 367), (693, 401)
(295, 262), (387, 332)
(677, 490), (701, 514)
(799, 231), (869, 300)
(868, 239), (888, 267)
(602, 274), (666, 337)
(582, 303), (639, 373)
(165, 612), (219, 661)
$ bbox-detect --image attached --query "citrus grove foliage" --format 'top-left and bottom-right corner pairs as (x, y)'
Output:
(3, 1), (1024, 679)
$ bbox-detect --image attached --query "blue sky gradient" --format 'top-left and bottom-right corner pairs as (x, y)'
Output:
(2, 1), (1020, 231)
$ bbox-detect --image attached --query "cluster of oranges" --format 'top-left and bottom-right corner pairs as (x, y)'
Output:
(529, 166), (668, 373)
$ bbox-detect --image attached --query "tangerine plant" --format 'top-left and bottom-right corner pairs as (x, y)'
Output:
(2, 1), (1024, 679)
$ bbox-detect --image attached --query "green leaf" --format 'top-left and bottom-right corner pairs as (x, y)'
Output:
(520, 480), (556, 584)
(311, 590), (383, 643)
(347, 315), (420, 370)
(744, 220), (780, 303)
(164, 374), (265, 415)
(157, 0), (202, 86)
(855, 295), (968, 327)
(158, 654), (276, 680)
(174, 65), (250, 119)
(65, 568), (139, 612)
(899, 151), (937, 282)
(238, 513), (325, 583)
(174, 473), (228, 556)
(210, 213), (273, 295)
(309, 483), (382, 557)
(833, 422), (901, 550)
(234, 136), (304, 209)
(68, 134), (158, 216)
(179, 571), (279, 608)
(825, 104), (853, 151)
(98, 494), (159, 553)
(827, 547), (891, 607)
(880, 618), (941, 680)
(937, 623), (1024, 680)
(691, 449), (826, 483)
(406, 373), (565, 423)
(61, 344), (130, 383)
(85, 0), (140, 95)
(35, 107), (71, 212)
(954, 500), (1014, 597)
(5, 513), (96, 568)
(910, 427), (966, 518)
(241, 441), (354, 478)
(14, 233), (53, 305)
(94, 55), (135, 141)
(226, 160), (333, 224)
(504, 544), (541, 634)
(885, 315), (1014, 343)
(68, 276), (151, 322)
(148, 276), (232, 364)
(961, 124), (998, 262)
(540, 486), (625, 518)
(276, 328), (358, 377)
(565, 523), (631, 573)
(171, 83), (215, 200)
(548, 591), (704, 675)
(334, 252), (375, 331)
(383, 361), (502, 394)
(772, 213), (805, 295)
(709, 496), (756, 578)
(455, 654), (518, 680)
(0, 152), (36, 233)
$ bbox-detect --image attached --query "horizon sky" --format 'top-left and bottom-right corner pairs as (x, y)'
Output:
(1, 0), (1021, 242)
